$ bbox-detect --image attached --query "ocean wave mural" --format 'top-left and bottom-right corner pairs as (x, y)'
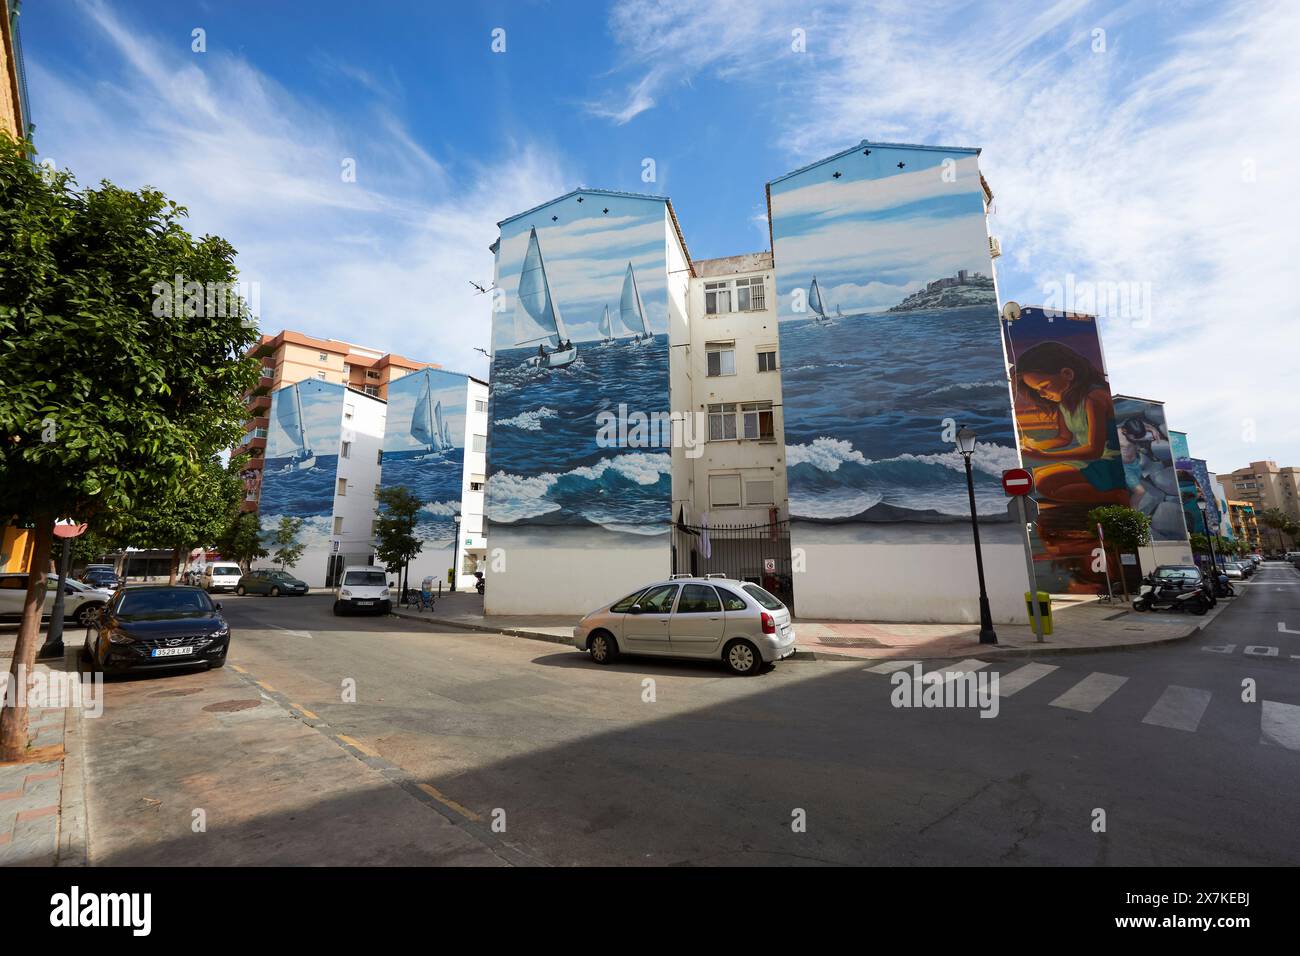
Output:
(769, 145), (1018, 534)
(261, 379), (344, 566)
(487, 192), (671, 537)
(381, 368), (468, 552)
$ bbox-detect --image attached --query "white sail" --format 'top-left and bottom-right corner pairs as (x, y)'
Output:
(432, 399), (447, 452)
(620, 262), (649, 338)
(599, 304), (612, 339)
(410, 373), (436, 449)
(275, 383), (313, 459)
(809, 276), (827, 318)
(441, 415), (453, 448)
(515, 227), (566, 348)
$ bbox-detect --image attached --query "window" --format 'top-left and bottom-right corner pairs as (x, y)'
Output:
(366, 370), (381, 380)
(707, 403), (737, 441)
(377, 449), (383, 465)
(470, 481), (485, 492)
(332, 516), (344, 535)
(344, 404), (354, 420)
(252, 427), (267, 439)
(677, 584), (722, 614)
(704, 281), (731, 315)
(340, 441), (352, 459)
(315, 371), (326, 380)
(475, 399), (488, 413)
(709, 474), (742, 507)
(364, 385), (379, 397)
(337, 478), (348, 496)
(318, 351), (328, 362)
(261, 366), (274, 378)
(742, 401), (775, 440)
(742, 583), (785, 610)
(637, 585), (679, 613)
(735, 276), (766, 312)
(706, 343), (736, 377)
(714, 588), (749, 611)
(471, 434), (486, 453)
(758, 349), (778, 372)
(746, 479), (776, 505)
(610, 590), (647, 613)
(342, 363), (351, 375)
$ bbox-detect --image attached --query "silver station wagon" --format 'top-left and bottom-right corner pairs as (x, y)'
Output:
(572, 575), (796, 675)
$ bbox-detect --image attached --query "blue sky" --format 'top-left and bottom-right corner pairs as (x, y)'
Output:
(21, 0), (1300, 473)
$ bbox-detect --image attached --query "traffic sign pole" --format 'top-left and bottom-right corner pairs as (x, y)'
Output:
(1018, 496), (1044, 643)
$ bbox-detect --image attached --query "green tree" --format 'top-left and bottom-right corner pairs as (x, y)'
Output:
(217, 510), (268, 573)
(1088, 505), (1152, 601)
(373, 485), (424, 597)
(104, 455), (246, 583)
(1258, 507), (1298, 552)
(0, 135), (258, 759)
(271, 517), (305, 570)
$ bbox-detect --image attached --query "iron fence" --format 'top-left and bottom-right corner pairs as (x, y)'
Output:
(672, 518), (794, 610)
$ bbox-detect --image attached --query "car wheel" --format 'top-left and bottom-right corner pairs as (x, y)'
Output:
(236, 585), (246, 596)
(75, 603), (103, 627)
(1192, 598), (1209, 616)
(588, 630), (618, 665)
(270, 586), (280, 597)
(724, 639), (762, 676)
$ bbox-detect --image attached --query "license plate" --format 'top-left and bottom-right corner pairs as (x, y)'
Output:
(151, 646), (193, 658)
(356, 600), (373, 606)
(780, 625), (792, 638)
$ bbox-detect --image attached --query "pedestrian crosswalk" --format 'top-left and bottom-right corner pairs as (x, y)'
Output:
(862, 658), (1300, 752)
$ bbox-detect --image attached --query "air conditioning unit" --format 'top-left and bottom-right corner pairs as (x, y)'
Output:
(989, 236), (1002, 259)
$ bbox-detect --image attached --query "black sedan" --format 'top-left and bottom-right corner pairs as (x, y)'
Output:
(80, 568), (121, 589)
(83, 586), (231, 674)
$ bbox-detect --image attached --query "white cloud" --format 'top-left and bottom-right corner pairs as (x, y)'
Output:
(35, 0), (571, 378)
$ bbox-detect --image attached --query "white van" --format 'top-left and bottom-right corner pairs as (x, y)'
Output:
(333, 566), (392, 616)
(202, 563), (244, 593)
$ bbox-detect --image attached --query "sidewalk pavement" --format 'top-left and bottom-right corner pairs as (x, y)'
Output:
(0, 644), (88, 867)
(393, 586), (1237, 661)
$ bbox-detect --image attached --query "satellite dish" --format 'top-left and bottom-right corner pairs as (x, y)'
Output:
(1002, 301), (1022, 322)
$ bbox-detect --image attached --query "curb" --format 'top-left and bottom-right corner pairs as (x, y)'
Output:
(391, 609), (572, 647)
(56, 687), (88, 867)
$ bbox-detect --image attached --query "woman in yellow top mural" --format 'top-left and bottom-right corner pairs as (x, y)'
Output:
(1013, 341), (1129, 505)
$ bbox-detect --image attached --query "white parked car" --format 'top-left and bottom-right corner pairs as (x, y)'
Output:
(332, 566), (392, 615)
(572, 575), (796, 675)
(202, 563), (244, 593)
(0, 573), (115, 627)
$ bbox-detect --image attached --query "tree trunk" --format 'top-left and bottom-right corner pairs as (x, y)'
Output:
(0, 516), (55, 762)
(168, 545), (182, 585)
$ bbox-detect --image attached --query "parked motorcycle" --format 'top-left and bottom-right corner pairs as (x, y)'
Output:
(474, 571), (485, 596)
(1132, 576), (1210, 615)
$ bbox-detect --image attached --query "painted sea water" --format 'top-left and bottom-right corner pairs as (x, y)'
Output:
(487, 335), (671, 534)
(380, 448), (464, 548)
(779, 306), (1018, 522)
(260, 453), (340, 517)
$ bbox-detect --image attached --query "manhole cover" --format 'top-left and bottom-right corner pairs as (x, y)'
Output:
(150, 688), (203, 698)
(203, 699), (262, 713)
(815, 636), (886, 647)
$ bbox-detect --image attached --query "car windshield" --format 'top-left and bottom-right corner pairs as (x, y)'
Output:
(116, 589), (214, 617)
(212, 566), (241, 576)
(343, 571), (387, 587)
(742, 584), (785, 610)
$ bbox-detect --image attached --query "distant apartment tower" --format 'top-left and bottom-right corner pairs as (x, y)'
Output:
(236, 330), (440, 512)
(1218, 460), (1300, 550)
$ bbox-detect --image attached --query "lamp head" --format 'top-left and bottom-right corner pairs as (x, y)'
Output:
(956, 426), (977, 456)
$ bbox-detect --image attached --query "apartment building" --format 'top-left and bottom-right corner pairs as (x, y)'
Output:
(0, 0), (31, 142)
(1218, 460), (1300, 550)
(1225, 500), (1261, 552)
(236, 330), (440, 512)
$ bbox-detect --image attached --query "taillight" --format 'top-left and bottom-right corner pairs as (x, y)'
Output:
(761, 612), (776, 634)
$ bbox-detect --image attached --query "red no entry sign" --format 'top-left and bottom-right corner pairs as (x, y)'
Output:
(1002, 468), (1034, 496)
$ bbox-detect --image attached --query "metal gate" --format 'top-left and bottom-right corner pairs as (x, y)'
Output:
(672, 519), (794, 611)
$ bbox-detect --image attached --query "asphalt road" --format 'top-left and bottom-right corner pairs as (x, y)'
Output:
(184, 561), (1300, 866)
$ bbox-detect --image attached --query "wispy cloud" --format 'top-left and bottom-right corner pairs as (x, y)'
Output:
(37, 0), (570, 376)
(604, 0), (1300, 470)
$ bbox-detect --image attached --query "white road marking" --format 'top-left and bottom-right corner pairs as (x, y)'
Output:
(1049, 672), (1128, 713)
(1142, 685), (1212, 732)
(1260, 701), (1300, 751)
(1244, 646), (1278, 657)
(1202, 644), (1237, 654)
(271, 625), (313, 639)
(994, 662), (1058, 697)
(1278, 622), (1300, 635)
(864, 660), (919, 674)
(930, 659), (990, 682)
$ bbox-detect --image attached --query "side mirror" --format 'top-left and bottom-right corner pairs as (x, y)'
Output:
(212, 602), (223, 611)
(628, 605), (644, 615)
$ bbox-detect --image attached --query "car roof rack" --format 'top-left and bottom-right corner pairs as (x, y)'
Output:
(670, 573), (694, 579)
(705, 572), (729, 579)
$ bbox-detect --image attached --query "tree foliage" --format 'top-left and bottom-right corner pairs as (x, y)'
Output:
(216, 510), (268, 572)
(271, 516), (305, 570)
(374, 485), (424, 593)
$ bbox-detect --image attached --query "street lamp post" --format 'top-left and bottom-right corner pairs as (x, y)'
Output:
(451, 514), (461, 593)
(956, 426), (997, 645)
(1198, 499), (1219, 597)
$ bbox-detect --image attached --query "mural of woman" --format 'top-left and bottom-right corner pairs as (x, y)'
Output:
(1013, 341), (1128, 505)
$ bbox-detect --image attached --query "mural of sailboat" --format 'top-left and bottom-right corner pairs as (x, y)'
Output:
(620, 261), (654, 345)
(410, 372), (450, 458)
(516, 226), (576, 369)
(275, 382), (316, 472)
(808, 276), (830, 324)
(598, 304), (617, 346)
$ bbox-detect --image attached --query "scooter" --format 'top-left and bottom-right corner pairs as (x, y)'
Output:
(474, 571), (485, 596)
(1132, 577), (1210, 615)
